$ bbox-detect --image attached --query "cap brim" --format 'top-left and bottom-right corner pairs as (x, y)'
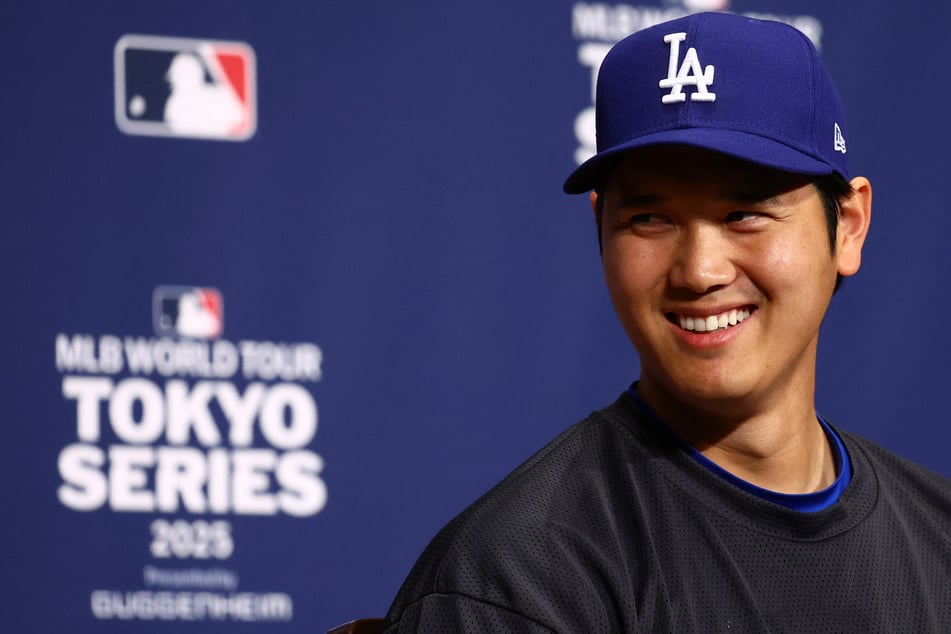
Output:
(563, 128), (839, 194)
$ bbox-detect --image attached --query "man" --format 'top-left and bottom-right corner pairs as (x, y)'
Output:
(383, 12), (951, 632)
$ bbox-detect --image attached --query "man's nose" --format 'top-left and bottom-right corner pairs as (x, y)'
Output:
(668, 224), (736, 294)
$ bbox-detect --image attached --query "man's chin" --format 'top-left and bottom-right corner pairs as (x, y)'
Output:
(640, 373), (759, 418)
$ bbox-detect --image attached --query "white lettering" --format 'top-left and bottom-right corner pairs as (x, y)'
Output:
(212, 340), (239, 377)
(124, 337), (155, 374)
(91, 590), (293, 621)
(277, 451), (327, 516)
(572, 3), (685, 42)
(63, 377), (320, 447)
(58, 444), (108, 511)
(57, 444), (325, 516)
(578, 42), (611, 102)
(574, 105), (597, 167)
(57, 338), (327, 518)
(574, 42), (610, 167)
(110, 378), (165, 444)
(166, 381), (222, 446)
(572, 2), (610, 40)
(63, 376), (113, 442)
(155, 447), (208, 513)
(217, 382), (266, 447)
(99, 336), (124, 373)
(571, 4), (822, 48)
(259, 383), (317, 449)
(121, 337), (319, 379)
(153, 339), (178, 376)
(109, 445), (156, 512)
(207, 448), (231, 514)
(232, 450), (278, 515)
(659, 32), (715, 104)
(834, 122), (847, 154)
(55, 333), (99, 373)
(240, 341), (323, 382)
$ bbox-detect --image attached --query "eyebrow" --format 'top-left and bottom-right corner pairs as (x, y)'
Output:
(726, 190), (784, 205)
(616, 191), (784, 207)
(616, 193), (666, 208)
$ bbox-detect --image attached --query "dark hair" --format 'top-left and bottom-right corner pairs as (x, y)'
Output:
(814, 172), (854, 292)
(593, 171), (854, 292)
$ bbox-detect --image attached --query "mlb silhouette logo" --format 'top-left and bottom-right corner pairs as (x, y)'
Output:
(153, 286), (224, 339)
(115, 35), (256, 141)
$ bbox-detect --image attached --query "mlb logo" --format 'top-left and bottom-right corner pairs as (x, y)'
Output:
(114, 35), (256, 141)
(153, 286), (224, 339)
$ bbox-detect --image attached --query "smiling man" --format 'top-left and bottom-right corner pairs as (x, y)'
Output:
(595, 146), (868, 497)
(383, 12), (951, 632)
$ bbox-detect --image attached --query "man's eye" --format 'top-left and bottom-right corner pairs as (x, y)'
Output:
(726, 211), (764, 222)
(628, 213), (668, 225)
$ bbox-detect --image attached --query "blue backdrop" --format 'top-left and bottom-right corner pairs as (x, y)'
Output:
(3, 0), (950, 631)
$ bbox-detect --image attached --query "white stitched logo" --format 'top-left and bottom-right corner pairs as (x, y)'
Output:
(834, 122), (847, 154)
(659, 32), (716, 104)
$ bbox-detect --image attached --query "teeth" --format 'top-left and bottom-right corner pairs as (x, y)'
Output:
(678, 308), (751, 332)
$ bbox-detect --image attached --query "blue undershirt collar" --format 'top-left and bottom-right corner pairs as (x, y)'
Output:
(626, 384), (852, 512)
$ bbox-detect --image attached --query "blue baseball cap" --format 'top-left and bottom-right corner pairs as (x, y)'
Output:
(563, 12), (850, 194)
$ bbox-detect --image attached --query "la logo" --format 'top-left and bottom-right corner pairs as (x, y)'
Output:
(659, 32), (716, 104)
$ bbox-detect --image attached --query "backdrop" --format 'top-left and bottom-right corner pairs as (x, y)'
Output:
(3, 0), (950, 631)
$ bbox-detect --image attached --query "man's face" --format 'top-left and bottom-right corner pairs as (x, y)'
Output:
(598, 145), (845, 422)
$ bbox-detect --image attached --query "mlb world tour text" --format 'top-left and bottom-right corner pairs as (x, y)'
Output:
(55, 333), (327, 527)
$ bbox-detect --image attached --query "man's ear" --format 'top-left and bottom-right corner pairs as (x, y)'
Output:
(836, 176), (872, 277)
(590, 191), (599, 217)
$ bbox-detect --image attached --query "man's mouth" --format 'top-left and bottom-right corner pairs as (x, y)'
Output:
(671, 308), (752, 333)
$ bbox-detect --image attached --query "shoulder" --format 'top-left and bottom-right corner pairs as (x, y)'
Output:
(384, 395), (659, 631)
(842, 430), (951, 485)
(438, 394), (655, 537)
(840, 430), (951, 512)
(397, 394), (649, 575)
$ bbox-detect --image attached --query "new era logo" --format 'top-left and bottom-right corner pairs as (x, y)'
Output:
(153, 286), (224, 339)
(834, 122), (847, 154)
(114, 35), (256, 141)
